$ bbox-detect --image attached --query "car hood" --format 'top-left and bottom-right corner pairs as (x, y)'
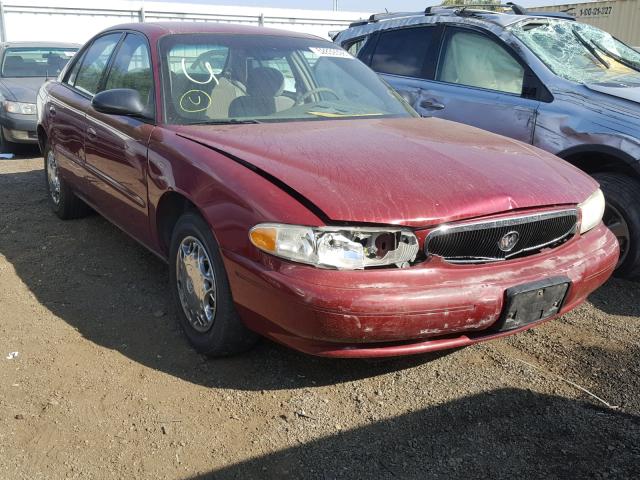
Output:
(585, 82), (640, 105)
(0, 77), (45, 102)
(172, 117), (598, 227)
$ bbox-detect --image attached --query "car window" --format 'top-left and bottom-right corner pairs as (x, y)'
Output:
(509, 20), (640, 86)
(254, 56), (297, 93)
(160, 34), (416, 125)
(371, 27), (435, 78)
(346, 38), (367, 57)
(1, 47), (77, 78)
(437, 29), (524, 95)
(65, 51), (85, 86)
(104, 34), (154, 112)
(74, 33), (121, 96)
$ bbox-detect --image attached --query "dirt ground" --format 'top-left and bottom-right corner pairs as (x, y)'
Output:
(0, 152), (639, 480)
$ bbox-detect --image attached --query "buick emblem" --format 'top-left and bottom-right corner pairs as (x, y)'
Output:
(498, 230), (520, 252)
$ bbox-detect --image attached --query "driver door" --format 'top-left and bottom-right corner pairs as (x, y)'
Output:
(83, 33), (156, 245)
(413, 27), (540, 144)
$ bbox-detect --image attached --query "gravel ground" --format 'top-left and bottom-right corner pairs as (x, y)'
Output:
(0, 153), (639, 480)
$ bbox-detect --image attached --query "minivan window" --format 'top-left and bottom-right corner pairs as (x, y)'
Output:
(346, 38), (367, 57)
(437, 29), (524, 95)
(510, 19), (640, 85)
(74, 33), (122, 96)
(105, 34), (154, 113)
(371, 27), (435, 78)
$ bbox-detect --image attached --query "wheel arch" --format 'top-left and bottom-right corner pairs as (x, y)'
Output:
(155, 190), (211, 257)
(556, 144), (640, 178)
(37, 125), (48, 153)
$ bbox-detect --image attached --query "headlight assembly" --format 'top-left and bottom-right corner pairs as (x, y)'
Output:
(249, 223), (419, 270)
(4, 101), (37, 115)
(578, 188), (605, 234)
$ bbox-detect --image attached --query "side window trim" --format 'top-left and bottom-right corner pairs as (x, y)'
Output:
(96, 32), (127, 94)
(66, 31), (124, 99)
(99, 31), (156, 123)
(62, 47), (87, 85)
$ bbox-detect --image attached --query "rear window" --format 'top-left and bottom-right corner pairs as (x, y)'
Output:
(371, 27), (435, 78)
(2, 47), (77, 78)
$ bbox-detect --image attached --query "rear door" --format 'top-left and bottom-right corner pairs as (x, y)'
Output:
(365, 25), (440, 107)
(48, 33), (122, 188)
(83, 32), (156, 244)
(412, 26), (540, 144)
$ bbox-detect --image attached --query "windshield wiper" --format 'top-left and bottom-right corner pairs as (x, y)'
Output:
(572, 28), (610, 69)
(187, 119), (262, 125)
(590, 39), (640, 74)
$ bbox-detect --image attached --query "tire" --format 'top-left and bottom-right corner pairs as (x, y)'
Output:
(594, 172), (640, 280)
(0, 128), (16, 154)
(169, 212), (259, 356)
(44, 144), (91, 220)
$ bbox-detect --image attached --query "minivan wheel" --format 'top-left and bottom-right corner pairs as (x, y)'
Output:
(169, 212), (259, 356)
(44, 145), (90, 219)
(594, 173), (640, 280)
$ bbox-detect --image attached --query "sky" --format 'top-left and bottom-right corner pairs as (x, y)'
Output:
(154, 0), (576, 12)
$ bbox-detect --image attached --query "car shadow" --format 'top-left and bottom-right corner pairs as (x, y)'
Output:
(0, 167), (449, 391)
(0, 144), (40, 159)
(184, 388), (640, 479)
(588, 277), (640, 317)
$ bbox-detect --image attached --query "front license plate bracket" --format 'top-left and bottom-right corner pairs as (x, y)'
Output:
(495, 277), (571, 332)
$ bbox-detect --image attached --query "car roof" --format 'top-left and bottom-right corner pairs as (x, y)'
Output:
(100, 22), (324, 41)
(339, 6), (573, 40)
(0, 41), (80, 49)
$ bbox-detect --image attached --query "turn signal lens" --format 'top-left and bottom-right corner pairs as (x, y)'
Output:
(249, 226), (277, 252)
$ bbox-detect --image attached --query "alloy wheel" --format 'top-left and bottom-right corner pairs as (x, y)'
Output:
(175, 236), (217, 332)
(46, 149), (61, 205)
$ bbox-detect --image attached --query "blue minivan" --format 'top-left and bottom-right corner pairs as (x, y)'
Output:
(336, 5), (640, 278)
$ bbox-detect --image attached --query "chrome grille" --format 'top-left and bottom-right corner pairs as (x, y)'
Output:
(426, 209), (578, 264)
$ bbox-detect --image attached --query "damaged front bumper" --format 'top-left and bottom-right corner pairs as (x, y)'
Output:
(223, 223), (618, 358)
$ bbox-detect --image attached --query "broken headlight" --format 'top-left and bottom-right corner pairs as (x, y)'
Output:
(249, 223), (419, 270)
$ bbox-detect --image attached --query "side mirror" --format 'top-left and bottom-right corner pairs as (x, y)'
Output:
(92, 88), (146, 117)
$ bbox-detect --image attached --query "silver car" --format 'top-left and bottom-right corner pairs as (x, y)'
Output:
(336, 6), (640, 278)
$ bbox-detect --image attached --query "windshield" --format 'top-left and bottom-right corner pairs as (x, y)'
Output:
(509, 19), (640, 86)
(160, 34), (416, 124)
(1, 47), (77, 78)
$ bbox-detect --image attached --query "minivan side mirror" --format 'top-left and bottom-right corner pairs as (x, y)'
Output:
(92, 88), (146, 117)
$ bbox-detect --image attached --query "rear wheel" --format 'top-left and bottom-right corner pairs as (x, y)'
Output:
(594, 173), (640, 279)
(169, 212), (258, 356)
(44, 145), (90, 219)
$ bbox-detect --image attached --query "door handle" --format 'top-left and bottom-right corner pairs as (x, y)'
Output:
(86, 126), (97, 139)
(49, 104), (56, 116)
(420, 99), (445, 111)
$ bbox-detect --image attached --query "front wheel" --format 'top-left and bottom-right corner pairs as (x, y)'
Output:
(169, 212), (259, 356)
(594, 173), (640, 280)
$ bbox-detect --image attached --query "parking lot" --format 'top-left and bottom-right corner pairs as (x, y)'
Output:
(0, 152), (638, 478)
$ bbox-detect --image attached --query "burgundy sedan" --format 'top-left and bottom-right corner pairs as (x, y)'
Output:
(37, 23), (618, 358)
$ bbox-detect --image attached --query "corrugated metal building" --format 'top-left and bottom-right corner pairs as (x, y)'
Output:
(0, 0), (368, 43)
(530, 0), (640, 47)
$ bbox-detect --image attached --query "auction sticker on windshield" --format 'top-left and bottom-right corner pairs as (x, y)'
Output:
(309, 47), (353, 59)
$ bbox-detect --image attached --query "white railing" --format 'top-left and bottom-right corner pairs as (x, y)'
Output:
(0, 0), (368, 43)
